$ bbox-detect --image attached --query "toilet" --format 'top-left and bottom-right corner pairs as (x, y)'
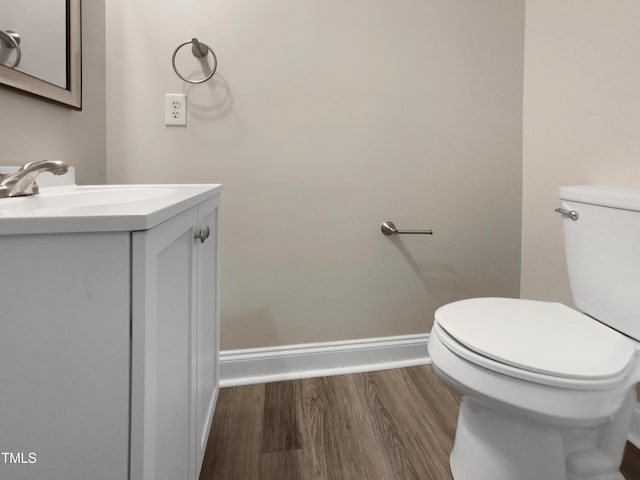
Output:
(429, 185), (640, 480)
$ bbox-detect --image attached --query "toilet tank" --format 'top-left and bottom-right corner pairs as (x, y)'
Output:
(559, 185), (640, 341)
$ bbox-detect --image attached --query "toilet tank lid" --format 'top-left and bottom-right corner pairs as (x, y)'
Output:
(560, 185), (640, 212)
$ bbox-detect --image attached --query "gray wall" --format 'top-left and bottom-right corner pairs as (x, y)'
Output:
(106, 0), (525, 349)
(0, 1), (106, 185)
(521, 0), (640, 303)
(7, 0), (640, 358)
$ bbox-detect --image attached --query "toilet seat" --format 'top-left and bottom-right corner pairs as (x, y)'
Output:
(434, 298), (636, 390)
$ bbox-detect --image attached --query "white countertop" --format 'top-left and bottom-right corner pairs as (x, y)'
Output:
(0, 184), (223, 235)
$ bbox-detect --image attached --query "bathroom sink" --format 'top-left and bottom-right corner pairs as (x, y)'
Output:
(1, 185), (181, 213)
(0, 183), (223, 234)
(0, 185), (178, 214)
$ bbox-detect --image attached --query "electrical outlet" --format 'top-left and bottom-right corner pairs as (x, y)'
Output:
(165, 93), (187, 126)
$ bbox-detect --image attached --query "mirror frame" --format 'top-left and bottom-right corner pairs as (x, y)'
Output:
(0, 0), (81, 110)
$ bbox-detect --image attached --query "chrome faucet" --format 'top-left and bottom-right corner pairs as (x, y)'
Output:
(0, 160), (69, 198)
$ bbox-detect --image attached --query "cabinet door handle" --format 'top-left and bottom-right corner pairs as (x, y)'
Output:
(195, 226), (211, 243)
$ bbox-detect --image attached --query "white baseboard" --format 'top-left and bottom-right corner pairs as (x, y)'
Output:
(219, 333), (430, 387)
(630, 404), (640, 448)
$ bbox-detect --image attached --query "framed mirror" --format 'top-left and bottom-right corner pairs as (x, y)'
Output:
(0, 0), (81, 109)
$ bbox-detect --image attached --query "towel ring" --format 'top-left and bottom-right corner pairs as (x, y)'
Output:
(172, 38), (217, 84)
(0, 30), (21, 68)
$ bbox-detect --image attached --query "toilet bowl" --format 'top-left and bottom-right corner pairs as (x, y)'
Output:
(429, 186), (640, 480)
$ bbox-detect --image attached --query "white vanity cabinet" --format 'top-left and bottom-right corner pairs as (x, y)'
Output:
(131, 196), (219, 480)
(0, 185), (221, 480)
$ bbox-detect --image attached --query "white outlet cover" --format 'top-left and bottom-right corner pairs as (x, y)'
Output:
(165, 93), (187, 126)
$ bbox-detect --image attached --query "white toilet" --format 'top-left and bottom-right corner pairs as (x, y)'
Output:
(429, 185), (640, 480)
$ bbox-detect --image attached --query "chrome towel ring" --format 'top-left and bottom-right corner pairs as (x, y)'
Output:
(0, 30), (21, 68)
(172, 38), (217, 84)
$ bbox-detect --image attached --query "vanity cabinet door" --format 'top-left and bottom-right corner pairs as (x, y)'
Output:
(129, 195), (220, 480)
(130, 207), (199, 480)
(195, 196), (220, 473)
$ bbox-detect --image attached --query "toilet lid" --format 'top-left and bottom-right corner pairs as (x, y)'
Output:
(435, 298), (636, 382)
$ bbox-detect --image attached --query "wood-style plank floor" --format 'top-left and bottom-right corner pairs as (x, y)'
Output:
(200, 365), (640, 479)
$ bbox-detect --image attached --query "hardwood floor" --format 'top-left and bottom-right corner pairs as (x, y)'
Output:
(200, 365), (640, 479)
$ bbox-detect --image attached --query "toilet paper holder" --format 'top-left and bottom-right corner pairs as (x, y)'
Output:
(381, 221), (433, 236)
